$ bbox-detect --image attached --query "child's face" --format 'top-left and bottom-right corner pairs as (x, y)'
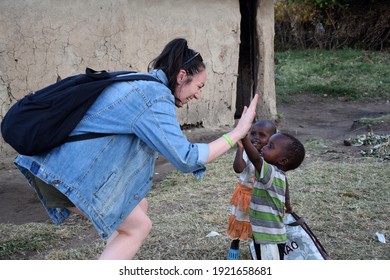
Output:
(249, 124), (275, 152)
(261, 133), (290, 166)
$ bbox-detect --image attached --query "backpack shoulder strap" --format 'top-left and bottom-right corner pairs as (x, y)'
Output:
(85, 67), (162, 83)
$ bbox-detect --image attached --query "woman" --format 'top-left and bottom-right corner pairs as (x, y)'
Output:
(14, 38), (259, 259)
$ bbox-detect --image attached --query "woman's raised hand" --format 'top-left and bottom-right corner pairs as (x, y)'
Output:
(235, 94), (259, 139)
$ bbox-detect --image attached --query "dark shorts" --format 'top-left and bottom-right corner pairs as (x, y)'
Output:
(29, 173), (75, 208)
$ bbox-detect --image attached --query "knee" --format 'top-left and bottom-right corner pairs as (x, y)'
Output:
(143, 216), (153, 236)
(134, 216), (152, 241)
(119, 215), (153, 239)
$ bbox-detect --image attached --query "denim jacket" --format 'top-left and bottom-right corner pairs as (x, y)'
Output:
(14, 69), (209, 239)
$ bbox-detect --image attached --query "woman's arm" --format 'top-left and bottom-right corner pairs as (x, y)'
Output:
(133, 93), (258, 177)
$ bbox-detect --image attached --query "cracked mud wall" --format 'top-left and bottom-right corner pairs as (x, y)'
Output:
(0, 0), (274, 165)
(255, 0), (277, 121)
(0, 0), (242, 163)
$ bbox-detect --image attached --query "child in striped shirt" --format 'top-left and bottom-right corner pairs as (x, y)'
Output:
(226, 120), (277, 260)
(241, 132), (305, 260)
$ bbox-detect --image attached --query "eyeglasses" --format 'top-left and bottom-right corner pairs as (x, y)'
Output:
(181, 52), (203, 67)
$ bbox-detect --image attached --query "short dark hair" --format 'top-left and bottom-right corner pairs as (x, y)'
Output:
(281, 133), (305, 171)
(252, 120), (277, 134)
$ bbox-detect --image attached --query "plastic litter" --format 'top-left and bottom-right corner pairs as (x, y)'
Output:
(206, 231), (220, 237)
(375, 232), (386, 243)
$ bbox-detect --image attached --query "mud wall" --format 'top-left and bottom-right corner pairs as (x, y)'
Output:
(255, 0), (277, 120)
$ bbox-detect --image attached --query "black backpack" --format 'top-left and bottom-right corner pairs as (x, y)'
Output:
(1, 68), (163, 156)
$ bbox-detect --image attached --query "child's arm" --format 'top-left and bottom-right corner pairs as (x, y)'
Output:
(241, 135), (263, 172)
(233, 140), (246, 173)
(285, 179), (293, 213)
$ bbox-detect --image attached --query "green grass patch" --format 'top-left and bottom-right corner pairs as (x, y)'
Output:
(275, 49), (390, 103)
(354, 115), (390, 126)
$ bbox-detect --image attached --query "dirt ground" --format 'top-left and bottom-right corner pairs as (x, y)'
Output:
(0, 93), (389, 229)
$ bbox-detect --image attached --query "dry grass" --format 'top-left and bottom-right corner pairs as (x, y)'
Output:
(1, 140), (389, 260)
(136, 146), (390, 260)
(136, 151), (250, 260)
(287, 158), (389, 260)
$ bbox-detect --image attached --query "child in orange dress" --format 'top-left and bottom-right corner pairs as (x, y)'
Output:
(226, 120), (277, 260)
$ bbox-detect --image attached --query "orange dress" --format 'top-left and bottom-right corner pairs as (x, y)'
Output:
(227, 152), (254, 241)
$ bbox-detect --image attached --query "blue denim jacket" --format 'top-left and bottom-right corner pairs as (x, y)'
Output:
(14, 69), (209, 239)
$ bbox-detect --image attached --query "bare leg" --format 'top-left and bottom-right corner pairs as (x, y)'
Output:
(98, 200), (152, 260)
(67, 198), (151, 260)
(105, 198), (149, 246)
(67, 207), (85, 216)
(139, 198), (148, 213)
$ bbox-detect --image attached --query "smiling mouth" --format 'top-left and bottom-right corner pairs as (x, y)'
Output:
(186, 96), (195, 102)
(174, 98), (184, 108)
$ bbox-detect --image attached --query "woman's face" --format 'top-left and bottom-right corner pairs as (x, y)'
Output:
(174, 69), (206, 107)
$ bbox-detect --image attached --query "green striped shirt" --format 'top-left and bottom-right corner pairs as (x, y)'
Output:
(250, 160), (287, 244)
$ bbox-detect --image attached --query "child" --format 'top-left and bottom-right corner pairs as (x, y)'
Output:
(242, 132), (305, 260)
(226, 120), (277, 260)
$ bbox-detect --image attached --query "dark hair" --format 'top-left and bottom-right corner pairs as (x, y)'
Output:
(148, 38), (205, 93)
(281, 133), (305, 171)
(252, 120), (277, 134)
